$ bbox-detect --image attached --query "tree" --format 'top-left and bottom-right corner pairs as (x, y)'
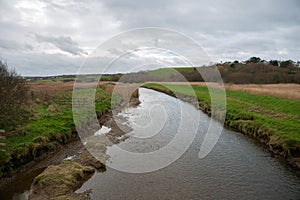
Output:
(280, 60), (293, 68)
(246, 57), (261, 63)
(269, 60), (279, 66)
(0, 61), (30, 129)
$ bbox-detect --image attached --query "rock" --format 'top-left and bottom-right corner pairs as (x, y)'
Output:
(0, 129), (5, 134)
(29, 161), (95, 200)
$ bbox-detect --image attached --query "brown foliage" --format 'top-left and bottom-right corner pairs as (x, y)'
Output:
(0, 62), (30, 128)
(218, 62), (300, 84)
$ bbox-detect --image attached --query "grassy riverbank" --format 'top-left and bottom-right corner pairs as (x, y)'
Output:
(0, 86), (113, 177)
(144, 83), (300, 168)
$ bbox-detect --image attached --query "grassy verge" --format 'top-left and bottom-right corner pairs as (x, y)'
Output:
(0, 87), (113, 177)
(144, 83), (300, 167)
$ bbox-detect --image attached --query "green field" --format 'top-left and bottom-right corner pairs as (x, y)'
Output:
(144, 83), (300, 162)
(145, 67), (194, 79)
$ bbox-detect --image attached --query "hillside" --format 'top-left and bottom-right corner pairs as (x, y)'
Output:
(121, 60), (300, 84)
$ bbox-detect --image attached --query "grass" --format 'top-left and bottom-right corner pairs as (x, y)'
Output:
(173, 67), (195, 71)
(224, 83), (300, 101)
(147, 68), (176, 79)
(0, 87), (113, 177)
(144, 83), (300, 160)
(150, 82), (300, 101)
(146, 67), (195, 79)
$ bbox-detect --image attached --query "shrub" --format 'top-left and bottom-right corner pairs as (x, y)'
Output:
(0, 61), (30, 129)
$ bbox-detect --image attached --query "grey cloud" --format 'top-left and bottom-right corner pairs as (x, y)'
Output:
(102, 0), (300, 32)
(99, 0), (300, 62)
(35, 34), (86, 55)
(0, 0), (299, 76)
(0, 39), (33, 51)
(0, 51), (84, 76)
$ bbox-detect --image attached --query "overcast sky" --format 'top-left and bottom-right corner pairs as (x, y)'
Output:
(0, 0), (299, 76)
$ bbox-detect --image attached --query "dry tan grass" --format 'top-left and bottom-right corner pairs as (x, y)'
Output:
(29, 82), (75, 94)
(151, 82), (300, 101)
(29, 81), (140, 103)
(223, 84), (300, 101)
(29, 81), (300, 101)
(28, 81), (114, 94)
(103, 83), (139, 102)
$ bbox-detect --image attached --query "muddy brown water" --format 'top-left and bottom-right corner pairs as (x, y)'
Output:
(1, 88), (300, 199)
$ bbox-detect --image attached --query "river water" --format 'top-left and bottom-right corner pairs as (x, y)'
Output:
(1, 88), (300, 199)
(76, 88), (300, 199)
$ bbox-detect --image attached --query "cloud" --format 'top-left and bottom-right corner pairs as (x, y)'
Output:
(0, 51), (84, 76)
(34, 34), (86, 55)
(101, 0), (300, 31)
(0, 39), (33, 51)
(0, 0), (299, 75)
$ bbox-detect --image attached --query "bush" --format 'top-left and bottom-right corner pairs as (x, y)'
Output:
(0, 61), (30, 129)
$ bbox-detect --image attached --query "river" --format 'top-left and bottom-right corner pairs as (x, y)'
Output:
(77, 88), (300, 199)
(1, 88), (300, 199)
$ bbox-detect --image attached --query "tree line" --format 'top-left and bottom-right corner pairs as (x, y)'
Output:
(117, 57), (300, 84)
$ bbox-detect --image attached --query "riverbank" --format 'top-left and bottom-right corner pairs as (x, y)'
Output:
(143, 83), (300, 169)
(0, 81), (140, 199)
(0, 82), (113, 178)
(28, 85), (138, 199)
(27, 111), (133, 199)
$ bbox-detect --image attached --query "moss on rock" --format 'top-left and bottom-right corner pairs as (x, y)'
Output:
(29, 161), (94, 200)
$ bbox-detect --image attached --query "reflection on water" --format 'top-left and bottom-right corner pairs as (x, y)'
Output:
(12, 190), (29, 200)
(106, 87), (201, 173)
(77, 88), (300, 200)
(0, 168), (44, 200)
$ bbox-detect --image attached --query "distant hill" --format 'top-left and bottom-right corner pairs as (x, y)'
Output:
(25, 58), (300, 84)
(120, 58), (300, 84)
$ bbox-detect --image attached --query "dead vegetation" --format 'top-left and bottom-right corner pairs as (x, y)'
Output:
(224, 83), (300, 101)
(0, 62), (30, 128)
(153, 82), (300, 101)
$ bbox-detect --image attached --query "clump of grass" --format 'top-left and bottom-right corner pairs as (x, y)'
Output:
(29, 160), (94, 199)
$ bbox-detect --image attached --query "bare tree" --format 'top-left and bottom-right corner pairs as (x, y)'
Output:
(0, 61), (30, 129)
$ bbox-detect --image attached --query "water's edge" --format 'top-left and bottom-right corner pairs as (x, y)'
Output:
(77, 88), (300, 200)
(142, 85), (300, 170)
(2, 87), (300, 199)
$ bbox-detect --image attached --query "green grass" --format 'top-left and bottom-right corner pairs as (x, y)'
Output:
(147, 68), (176, 79)
(0, 87), (113, 177)
(173, 67), (195, 71)
(144, 83), (300, 158)
(146, 67), (194, 79)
